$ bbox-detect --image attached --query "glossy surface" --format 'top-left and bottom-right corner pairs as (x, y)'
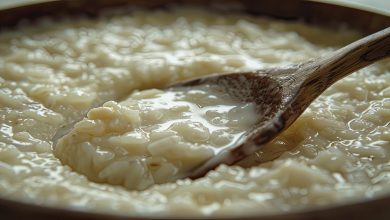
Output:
(55, 85), (257, 190)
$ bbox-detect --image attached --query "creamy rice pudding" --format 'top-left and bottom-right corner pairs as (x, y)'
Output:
(55, 85), (257, 190)
(0, 6), (389, 217)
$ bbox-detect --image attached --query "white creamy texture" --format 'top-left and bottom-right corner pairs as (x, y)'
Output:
(55, 85), (257, 190)
(0, 7), (389, 217)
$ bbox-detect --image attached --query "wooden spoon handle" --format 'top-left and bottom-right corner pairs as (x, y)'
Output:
(300, 27), (390, 86)
(289, 27), (390, 110)
(278, 27), (390, 127)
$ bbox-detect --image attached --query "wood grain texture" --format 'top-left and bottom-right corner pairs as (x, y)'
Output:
(186, 28), (390, 179)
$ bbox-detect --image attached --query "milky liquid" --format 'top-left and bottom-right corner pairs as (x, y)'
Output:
(54, 84), (258, 190)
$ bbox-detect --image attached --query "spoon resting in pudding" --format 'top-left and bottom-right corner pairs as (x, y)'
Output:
(53, 27), (389, 190)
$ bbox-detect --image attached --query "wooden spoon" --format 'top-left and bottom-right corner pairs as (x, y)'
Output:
(174, 27), (390, 179)
(53, 27), (389, 180)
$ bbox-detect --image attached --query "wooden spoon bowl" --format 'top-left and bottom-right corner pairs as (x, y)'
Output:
(172, 27), (390, 178)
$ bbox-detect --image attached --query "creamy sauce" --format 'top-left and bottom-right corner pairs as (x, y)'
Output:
(55, 85), (257, 190)
(0, 6), (389, 217)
